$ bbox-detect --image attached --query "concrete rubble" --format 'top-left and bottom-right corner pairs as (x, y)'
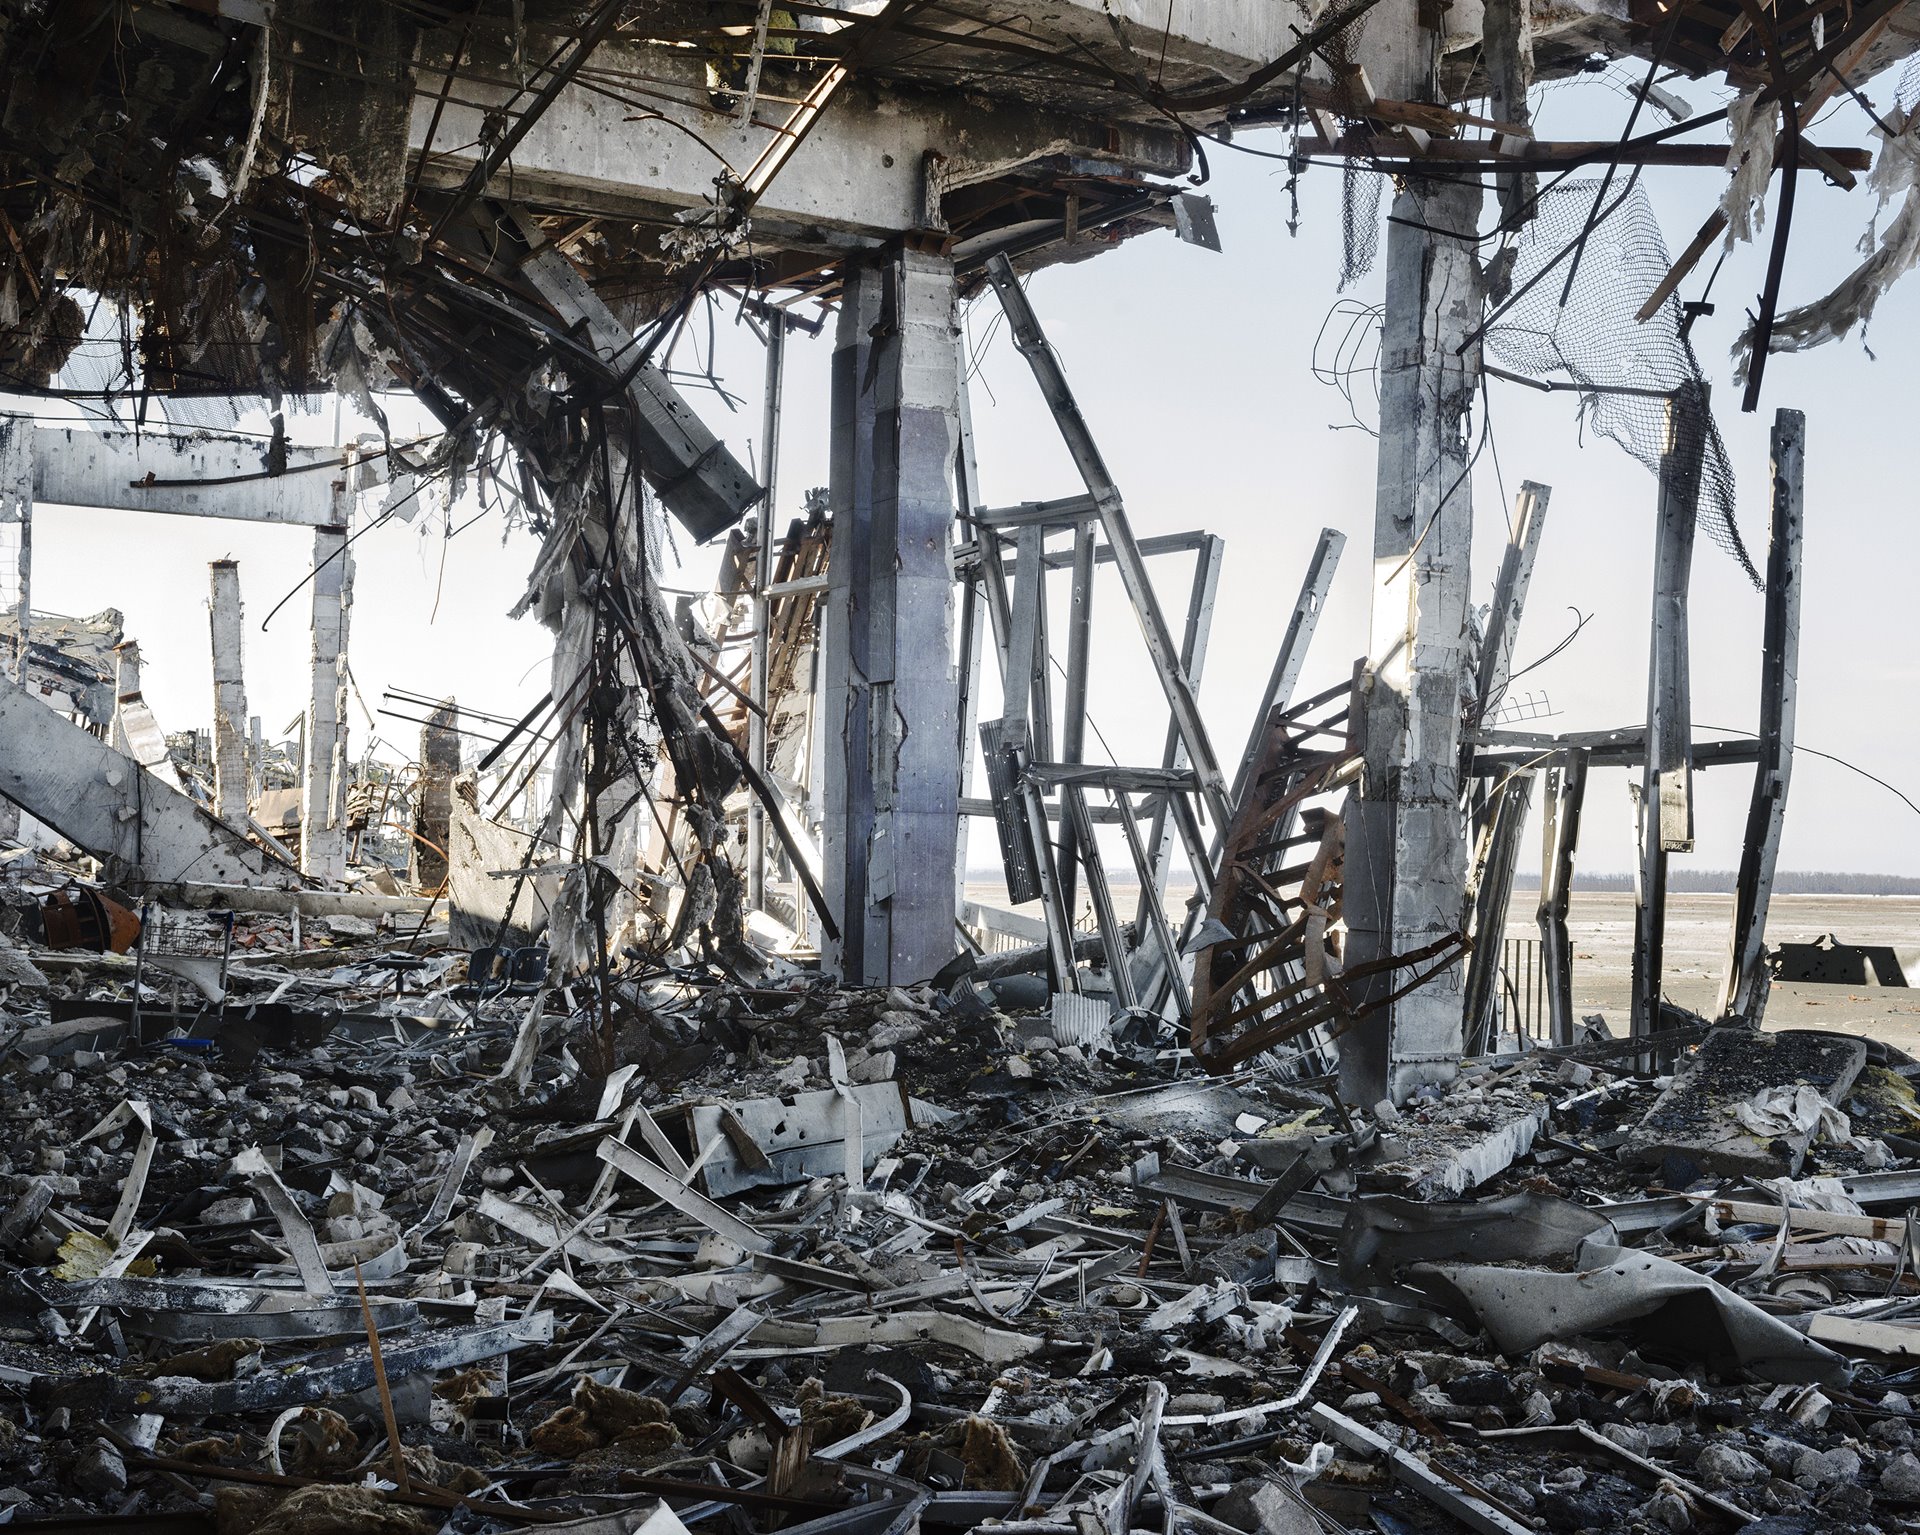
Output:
(4, 841), (1920, 1532)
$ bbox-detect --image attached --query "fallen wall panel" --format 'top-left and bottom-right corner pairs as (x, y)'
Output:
(0, 684), (301, 889)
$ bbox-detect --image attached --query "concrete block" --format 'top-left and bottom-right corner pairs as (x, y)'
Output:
(1622, 1028), (1868, 1177)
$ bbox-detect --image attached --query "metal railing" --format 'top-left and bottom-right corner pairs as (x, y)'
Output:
(1498, 935), (1546, 1045)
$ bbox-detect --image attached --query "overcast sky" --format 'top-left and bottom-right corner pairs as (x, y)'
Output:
(12, 70), (1919, 883)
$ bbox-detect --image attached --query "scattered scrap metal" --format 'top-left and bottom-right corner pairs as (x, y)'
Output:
(4, 841), (1920, 1533)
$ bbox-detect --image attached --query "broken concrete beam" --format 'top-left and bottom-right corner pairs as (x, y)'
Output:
(420, 44), (1188, 249)
(1621, 1027), (1869, 1178)
(39, 1314), (553, 1416)
(0, 683), (301, 889)
(682, 1080), (918, 1198)
(30, 424), (350, 525)
(511, 213), (762, 542)
(1358, 1069), (1552, 1200)
(1807, 1312), (1920, 1357)
(148, 881), (434, 919)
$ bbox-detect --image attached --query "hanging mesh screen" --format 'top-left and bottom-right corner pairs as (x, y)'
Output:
(1484, 178), (1761, 588)
(1318, 0), (1371, 91)
(51, 303), (328, 431)
(1340, 162), (1383, 290)
(1318, 0), (1383, 290)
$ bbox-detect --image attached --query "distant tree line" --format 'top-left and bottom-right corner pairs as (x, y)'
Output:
(976, 868), (1920, 897)
(1510, 870), (1920, 895)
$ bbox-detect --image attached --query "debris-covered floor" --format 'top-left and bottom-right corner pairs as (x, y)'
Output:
(5, 867), (1920, 1535)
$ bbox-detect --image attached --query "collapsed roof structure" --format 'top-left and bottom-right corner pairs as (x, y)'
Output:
(2, 0), (1920, 1530)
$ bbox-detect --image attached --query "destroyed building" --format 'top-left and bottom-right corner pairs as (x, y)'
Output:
(2, 0), (1920, 1531)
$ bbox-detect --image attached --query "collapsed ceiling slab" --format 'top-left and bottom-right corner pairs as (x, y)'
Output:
(409, 34), (1194, 245)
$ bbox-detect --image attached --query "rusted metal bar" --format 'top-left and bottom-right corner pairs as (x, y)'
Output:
(1736, 0), (1802, 412)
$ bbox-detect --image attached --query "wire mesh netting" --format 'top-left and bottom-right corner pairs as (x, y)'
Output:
(1532, 63), (1692, 125)
(1484, 178), (1762, 587)
(1317, 0), (1384, 289)
(52, 306), (328, 432)
(1319, 0), (1369, 91)
(1330, 51), (1691, 295)
(1340, 162), (1383, 290)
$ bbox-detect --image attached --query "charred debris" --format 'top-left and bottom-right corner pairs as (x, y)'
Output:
(2, 1), (1920, 1533)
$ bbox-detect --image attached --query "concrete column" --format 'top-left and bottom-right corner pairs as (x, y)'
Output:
(0, 444), (19, 855)
(114, 642), (139, 699)
(1341, 177), (1485, 1107)
(108, 638), (182, 787)
(332, 531), (354, 848)
(208, 560), (250, 825)
(302, 489), (353, 879)
(821, 241), (962, 985)
(414, 698), (460, 891)
(9, 516), (27, 690)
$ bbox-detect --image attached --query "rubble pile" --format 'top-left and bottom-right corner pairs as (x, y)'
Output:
(0, 888), (1918, 1535)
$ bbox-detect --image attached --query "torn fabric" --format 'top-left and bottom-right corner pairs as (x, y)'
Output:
(1721, 88), (1780, 249)
(1736, 112), (1920, 378)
